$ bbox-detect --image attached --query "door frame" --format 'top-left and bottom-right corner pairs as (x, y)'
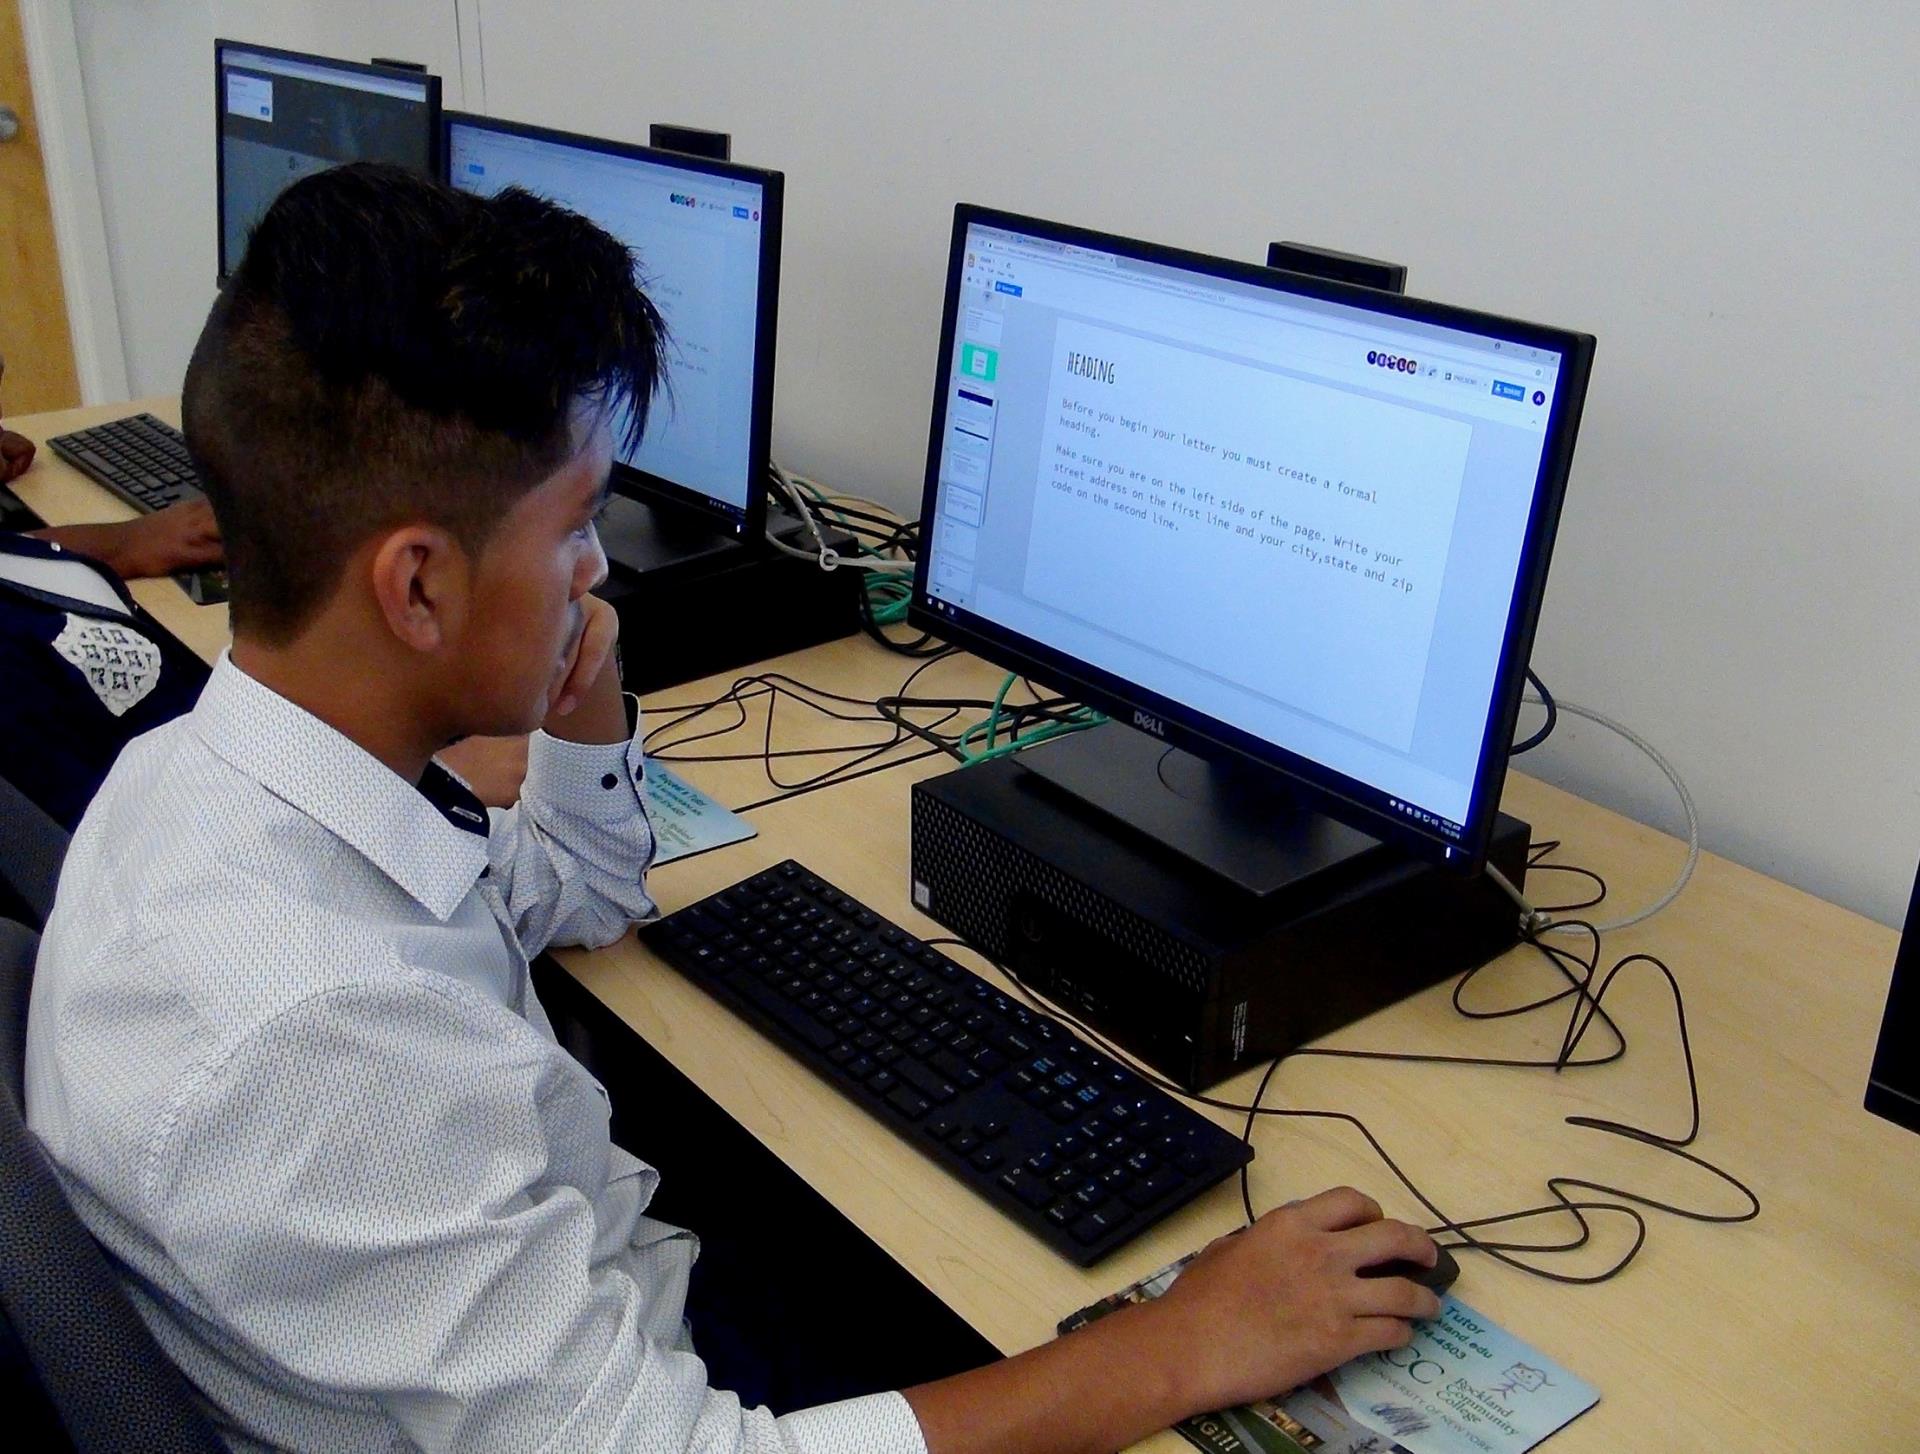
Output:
(16, 0), (129, 404)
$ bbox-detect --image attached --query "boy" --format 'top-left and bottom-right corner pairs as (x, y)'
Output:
(27, 164), (1439, 1453)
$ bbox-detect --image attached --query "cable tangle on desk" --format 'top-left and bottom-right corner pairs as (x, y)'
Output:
(642, 653), (1100, 814)
(923, 837), (1759, 1288)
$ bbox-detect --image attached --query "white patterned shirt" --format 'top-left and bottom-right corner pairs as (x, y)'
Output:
(25, 653), (928, 1454)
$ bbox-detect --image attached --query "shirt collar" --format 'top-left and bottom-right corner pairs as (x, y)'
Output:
(190, 652), (491, 920)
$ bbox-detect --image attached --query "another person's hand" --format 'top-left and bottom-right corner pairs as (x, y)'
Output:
(104, 497), (223, 578)
(439, 734), (531, 808)
(1148, 1186), (1442, 1412)
(0, 427), (33, 483)
(0, 355), (31, 482)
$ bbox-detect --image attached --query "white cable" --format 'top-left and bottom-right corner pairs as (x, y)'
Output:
(1516, 692), (1701, 935)
(767, 463), (912, 573)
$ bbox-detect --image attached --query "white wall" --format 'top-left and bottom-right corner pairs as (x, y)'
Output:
(68, 0), (465, 395)
(472, 0), (1920, 927)
(62, 1), (1920, 925)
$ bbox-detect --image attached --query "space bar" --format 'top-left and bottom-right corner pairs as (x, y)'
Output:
(733, 975), (838, 1051)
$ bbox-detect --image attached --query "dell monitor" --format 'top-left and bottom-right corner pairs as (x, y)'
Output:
(1867, 860), (1920, 1135)
(909, 206), (1594, 880)
(444, 113), (781, 551)
(215, 40), (441, 280)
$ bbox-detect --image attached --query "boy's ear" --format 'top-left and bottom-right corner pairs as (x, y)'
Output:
(368, 525), (469, 653)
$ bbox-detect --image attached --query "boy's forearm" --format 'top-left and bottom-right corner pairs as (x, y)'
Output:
(904, 1299), (1190, 1454)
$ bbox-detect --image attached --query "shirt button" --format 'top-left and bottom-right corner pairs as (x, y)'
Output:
(601, 772), (619, 790)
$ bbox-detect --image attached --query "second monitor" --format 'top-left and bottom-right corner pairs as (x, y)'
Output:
(216, 40), (442, 280)
(444, 113), (782, 564)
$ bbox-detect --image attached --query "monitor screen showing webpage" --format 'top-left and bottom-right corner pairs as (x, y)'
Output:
(217, 44), (437, 279)
(446, 117), (777, 529)
(915, 211), (1590, 864)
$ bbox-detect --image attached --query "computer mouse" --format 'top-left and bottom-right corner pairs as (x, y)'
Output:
(1358, 1243), (1460, 1294)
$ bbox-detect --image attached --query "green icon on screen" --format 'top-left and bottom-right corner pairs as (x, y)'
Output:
(960, 344), (999, 382)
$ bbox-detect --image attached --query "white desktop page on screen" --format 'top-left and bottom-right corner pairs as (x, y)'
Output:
(926, 226), (1561, 829)
(447, 126), (765, 511)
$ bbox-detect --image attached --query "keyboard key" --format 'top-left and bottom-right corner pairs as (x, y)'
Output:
(894, 1058), (958, 1104)
(999, 1168), (1054, 1209)
(1071, 1209), (1119, 1245)
(886, 1086), (930, 1120)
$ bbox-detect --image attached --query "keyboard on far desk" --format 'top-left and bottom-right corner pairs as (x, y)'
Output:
(641, 859), (1253, 1265)
(46, 413), (227, 603)
(48, 412), (205, 513)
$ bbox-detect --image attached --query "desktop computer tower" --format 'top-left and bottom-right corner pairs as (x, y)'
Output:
(910, 755), (1531, 1092)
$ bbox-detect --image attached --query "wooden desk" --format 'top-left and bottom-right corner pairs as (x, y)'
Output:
(12, 401), (1918, 1450)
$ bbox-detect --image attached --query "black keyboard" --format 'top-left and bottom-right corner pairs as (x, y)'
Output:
(47, 413), (227, 602)
(642, 859), (1253, 1265)
(48, 412), (205, 515)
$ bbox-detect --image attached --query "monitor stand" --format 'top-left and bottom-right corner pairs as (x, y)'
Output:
(1018, 721), (1384, 901)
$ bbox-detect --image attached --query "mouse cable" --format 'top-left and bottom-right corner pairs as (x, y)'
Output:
(1524, 838), (1608, 915)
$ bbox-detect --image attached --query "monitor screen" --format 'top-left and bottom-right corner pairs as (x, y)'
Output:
(445, 114), (782, 532)
(215, 41), (439, 279)
(910, 207), (1594, 870)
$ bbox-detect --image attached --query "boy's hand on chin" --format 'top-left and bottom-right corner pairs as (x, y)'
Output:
(542, 595), (627, 744)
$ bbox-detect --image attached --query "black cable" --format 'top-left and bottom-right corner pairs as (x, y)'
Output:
(858, 579), (947, 657)
(1512, 666), (1557, 754)
(871, 691), (1091, 763)
(1525, 838), (1609, 914)
(919, 860), (1760, 1287)
(733, 744), (948, 813)
(643, 653), (971, 813)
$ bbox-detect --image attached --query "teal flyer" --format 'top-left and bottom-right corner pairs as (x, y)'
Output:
(1327, 1297), (1598, 1454)
(641, 759), (756, 865)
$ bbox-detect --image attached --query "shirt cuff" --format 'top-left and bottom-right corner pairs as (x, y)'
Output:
(775, 1390), (929, 1454)
(523, 726), (646, 820)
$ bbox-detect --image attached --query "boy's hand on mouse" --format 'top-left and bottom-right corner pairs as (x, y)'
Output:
(541, 594), (627, 744)
(1148, 1186), (1442, 1412)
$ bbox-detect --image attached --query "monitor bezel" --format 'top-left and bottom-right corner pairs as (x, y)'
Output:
(213, 38), (443, 283)
(441, 110), (782, 542)
(907, 204), (1595, 875)
(1866, 859), (1920, 1135)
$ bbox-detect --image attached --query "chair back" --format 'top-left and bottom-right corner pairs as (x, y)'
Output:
(0, 917), (227, 1453)
(0, 771), (68, 928)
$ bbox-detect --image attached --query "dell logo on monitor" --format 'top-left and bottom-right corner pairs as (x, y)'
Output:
(1132, 709), (1167, 738)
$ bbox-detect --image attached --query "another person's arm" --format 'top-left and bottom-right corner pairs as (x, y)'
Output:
(0, 354), (33, 483)
(30, 497), (223, 579)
